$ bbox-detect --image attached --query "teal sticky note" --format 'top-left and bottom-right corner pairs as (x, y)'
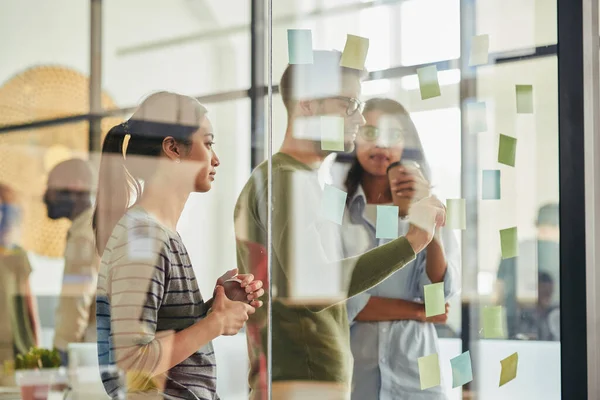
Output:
(498, 134), (517, 167)
(446, 199), (466, 230)
(424, 282), (445, 317)
(482, 170), (501, 200)
(467, 101), (488, 133)
(482, 305), (506, 339)
(287, 29), (314, 64)
(516, 85), (534, 114)
(450, 351), (473, 388)
(500, 227), (518, 259)
(418, 353), (441, 390)
(469, 34), (489, 66)
(320, 116), (345, 151)
(320, 184), (347, 225)
(417, 65), (441, 100)
(376, 205), (399, 239)
(339, 34), (369, 70)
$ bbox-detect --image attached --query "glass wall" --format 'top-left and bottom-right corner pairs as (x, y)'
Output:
(0, 0), (591, 399)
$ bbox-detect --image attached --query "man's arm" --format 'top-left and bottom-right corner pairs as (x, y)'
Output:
(53, 237), (98, 352)
(354, 297), (449, 323)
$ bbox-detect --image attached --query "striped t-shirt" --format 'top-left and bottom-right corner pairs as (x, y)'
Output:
(96, 206), (218, 400)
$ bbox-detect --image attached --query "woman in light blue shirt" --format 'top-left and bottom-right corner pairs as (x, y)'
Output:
(340, 98), (460, 400)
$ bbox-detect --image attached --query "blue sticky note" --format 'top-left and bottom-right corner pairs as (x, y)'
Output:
(320, 184), (347, 225)
(288, 29), (314, 64)
(467, 101), (488, 133)
(376, 205), (399, 239)
(450, 351), (473, 388)
(482, 170), (501, 200)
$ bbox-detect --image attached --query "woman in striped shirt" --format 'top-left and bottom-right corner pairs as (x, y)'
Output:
(93, 92), (264, 400)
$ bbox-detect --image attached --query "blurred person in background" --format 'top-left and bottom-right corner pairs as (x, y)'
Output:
(0, 183), (39, 385)
(341, 98), (460, 399)
(44, 158), (98, 365)
(516, 271), (560, 341)
(495, 203), (559, 338)
(94, 92), (263, 399)
(235, 52), (447, 400)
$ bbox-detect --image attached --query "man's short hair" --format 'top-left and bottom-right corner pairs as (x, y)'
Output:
(279, 50), (367, 113)
(536, 203), (559, 227)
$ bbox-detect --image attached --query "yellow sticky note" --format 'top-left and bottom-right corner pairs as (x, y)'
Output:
(482, 305), (506, 339)
(469, 34), (489, 66)
(498, 134), (517, 167)
(516, 85), (534, 114)
(320, 116), (345, 151)
(418, 353), (441, 390)
(500, 227), (518, 259)
(340, 34), (369, 70)
(424, 282), (445, 317)
(499, 352), (519, 386)
(288, 29), (314, 64)
(417, 65), (441, 100)
(446, 199), (466, 230)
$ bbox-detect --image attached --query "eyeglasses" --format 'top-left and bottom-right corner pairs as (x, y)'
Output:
(358, 126), (406, 144)
(331, 96), (365, 116)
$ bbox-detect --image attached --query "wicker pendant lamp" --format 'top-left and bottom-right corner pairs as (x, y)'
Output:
(0, 65), (121, 257)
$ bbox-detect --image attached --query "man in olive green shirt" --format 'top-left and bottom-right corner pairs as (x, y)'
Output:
(235, 50), (445, 399)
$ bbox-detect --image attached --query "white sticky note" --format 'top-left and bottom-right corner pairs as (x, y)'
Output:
(466, 101), (488, 133)
(320, 116), (345, 151)
(469, 34), (489, 66)
(446, 199), (466, 230)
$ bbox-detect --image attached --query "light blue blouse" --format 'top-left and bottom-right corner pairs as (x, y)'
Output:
(342, 185), (461, 400)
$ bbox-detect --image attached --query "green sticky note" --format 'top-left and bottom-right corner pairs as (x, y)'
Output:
(499, 352), (519, 387)
(498, 134), (517, 167)
(320, 184), (347, 225)
(482, 305), (506, 339)
(417, 65), (441, 100)
(482, 170), (501, 200)
(339, 34), (369, 70)
(320, 116), (345, 151)
(516, 85), (534, 114)
(446, 199), (466, 230)
(424, 282), (445, 317)
(418, 353), (441, 390)
(376, 205), (399, 239)
(467, 101), (488, 133)
(469, 34), (489, 66)
(287, 29), (313, 64)
(451, 351), (473, 388)
(500, 227), (518, 259)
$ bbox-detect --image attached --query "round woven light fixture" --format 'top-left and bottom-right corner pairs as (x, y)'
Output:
(0, 65), (122, 257)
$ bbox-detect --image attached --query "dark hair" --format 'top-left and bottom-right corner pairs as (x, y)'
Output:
(92, 92), (206, 254)
(279, 50), (367, 114)
(345, 98), (431, 203)
(539, 271), (554, 284)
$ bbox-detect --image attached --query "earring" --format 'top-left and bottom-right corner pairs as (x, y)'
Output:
(175, 157), (181, 164)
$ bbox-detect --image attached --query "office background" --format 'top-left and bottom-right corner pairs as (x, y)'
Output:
(0, 0), (593, 398)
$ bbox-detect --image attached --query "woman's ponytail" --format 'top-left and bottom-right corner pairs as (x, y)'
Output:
(93, 123), (133, 255)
